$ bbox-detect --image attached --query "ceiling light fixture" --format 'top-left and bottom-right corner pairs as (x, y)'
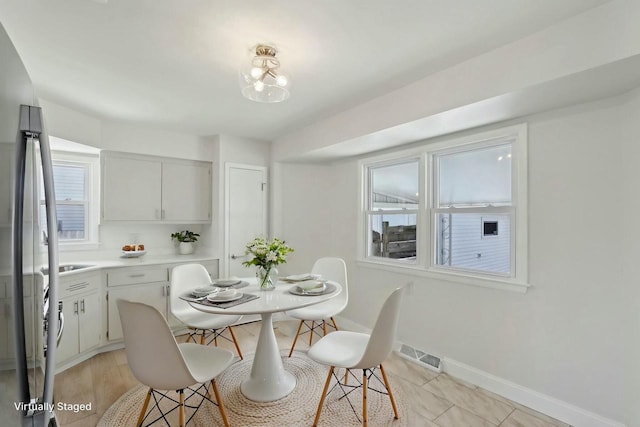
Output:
(239, 44), (290, 103)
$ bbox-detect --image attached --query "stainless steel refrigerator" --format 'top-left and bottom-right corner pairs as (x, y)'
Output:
(1, 23), (62, 426)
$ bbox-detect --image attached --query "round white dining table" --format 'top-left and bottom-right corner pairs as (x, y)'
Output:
(189, 278), (341, 402)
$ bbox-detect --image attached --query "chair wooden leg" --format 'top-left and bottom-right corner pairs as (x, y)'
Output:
(362, 370), (368, 427)
(214, 329), (219, 346)
(322, 320), (328, 336)
(344, 368), (349, 385)
(211, 379), (230, 427)
(288, 320), (304, 357)
(379, 364), (399, 419)
(136, 388), (152, 427)
(313, 366), (334, 427)
(309, 321), (315, 346)
(200, 330), (206, 345)
(178, 389), (185, 427)
(227, 326), (244, 360)
(330, 316), (339, 330)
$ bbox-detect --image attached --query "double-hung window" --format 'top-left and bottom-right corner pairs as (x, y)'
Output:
(40, 149), (99, 246)
(360, 124), (528, 291)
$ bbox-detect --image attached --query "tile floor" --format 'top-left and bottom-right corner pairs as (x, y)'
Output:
(53, 320), (571, 427)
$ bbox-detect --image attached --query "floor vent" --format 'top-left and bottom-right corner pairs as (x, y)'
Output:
(398, 343), (442, 373)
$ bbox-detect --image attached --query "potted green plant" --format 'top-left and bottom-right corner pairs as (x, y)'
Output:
(171, 230), (200, 255)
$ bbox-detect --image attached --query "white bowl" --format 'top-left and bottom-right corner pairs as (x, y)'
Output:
(296, 280), (325, 290)
(214, 289), (238, 300)
(192, 286), (217, 297)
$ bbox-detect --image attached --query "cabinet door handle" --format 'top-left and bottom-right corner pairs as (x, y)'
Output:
(73, 301), (78, 315)
(129, 274), (145, 278)
(162, 286), (165, 297)
(80, 299), (85, 313)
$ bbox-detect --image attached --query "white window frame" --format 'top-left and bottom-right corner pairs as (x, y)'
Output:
(40, 150), (100, 249)
(364, 157), (422, 265)
(358, 124), (529, 293)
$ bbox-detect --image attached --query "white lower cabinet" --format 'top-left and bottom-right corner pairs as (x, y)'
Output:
(107, 281), (167, 341)
(57, 272), (102, 365)
(106, 265), (169, 341)
(1, 275), (39, 365)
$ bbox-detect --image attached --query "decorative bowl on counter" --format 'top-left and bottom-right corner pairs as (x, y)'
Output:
(121, 244), (146, 258)
(121, 250), (146, 258)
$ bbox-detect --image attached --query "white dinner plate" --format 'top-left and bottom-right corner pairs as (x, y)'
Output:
(213, 279), (241, 287)
(289, 282), (335, 296)
(207, 292), (243, 302)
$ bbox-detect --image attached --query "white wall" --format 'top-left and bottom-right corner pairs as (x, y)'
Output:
(37, 99), (217, 260)
(200, 134), (271, 276)
(274, 89), (640, 426)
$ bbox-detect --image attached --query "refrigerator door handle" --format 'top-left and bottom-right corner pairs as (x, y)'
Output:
(57, 311), (64, 347)
(40, 137), (60, 413)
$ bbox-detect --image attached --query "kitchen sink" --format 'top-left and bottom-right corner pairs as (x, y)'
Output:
(41, 264), (95, 275)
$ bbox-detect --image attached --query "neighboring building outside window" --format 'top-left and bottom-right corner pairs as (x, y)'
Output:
(359, 124), (528, 291)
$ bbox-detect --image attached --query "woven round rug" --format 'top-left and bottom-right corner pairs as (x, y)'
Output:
(98, 351), (407, 426)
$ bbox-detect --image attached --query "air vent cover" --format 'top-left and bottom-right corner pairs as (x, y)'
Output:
(399, 343), (442, 373)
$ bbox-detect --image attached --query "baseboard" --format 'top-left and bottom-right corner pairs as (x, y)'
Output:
(443, 358), (626, 427)
(337, 315), (625, 427)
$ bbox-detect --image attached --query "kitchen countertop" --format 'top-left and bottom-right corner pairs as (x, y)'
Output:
(0, 253), (219, 279)
(52, 253), (219, 277)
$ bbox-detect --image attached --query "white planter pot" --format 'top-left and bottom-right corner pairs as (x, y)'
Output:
(179, 242), (195, 255)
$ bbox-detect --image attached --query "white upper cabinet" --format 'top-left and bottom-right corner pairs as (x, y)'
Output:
(101, 151), (212, 223)
(102, 154), (162, 221)
(162, 162), (211, 222)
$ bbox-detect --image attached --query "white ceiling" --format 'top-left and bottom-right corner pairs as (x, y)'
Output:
(0, 0), (609, 141)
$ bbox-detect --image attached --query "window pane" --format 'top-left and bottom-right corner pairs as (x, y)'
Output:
(40, 204), (86, 241)
(435, 213), (510, 274)
(369, 213), (416, 260)
(438, 144), (511, 207)
(53, 164), (85, 201)
(370, 160), (418, 210)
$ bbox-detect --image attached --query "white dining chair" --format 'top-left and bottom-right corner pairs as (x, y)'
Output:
(285, 257), (349, 357)
(117, 299), (234, 427)
(170, 263), (243, 359)
(307, 286), (405, 427)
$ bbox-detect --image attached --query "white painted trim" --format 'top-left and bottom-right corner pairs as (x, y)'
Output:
(338, 315), (625, 427)
(443, 358), (626, 427)
(357, 124), (529, 292)
(356, 260), (530, 293)
(223, 162), (268, 277)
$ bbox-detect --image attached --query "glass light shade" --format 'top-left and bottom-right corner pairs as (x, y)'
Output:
(239, 69), (290, 103)
(239, 50), (290, 103)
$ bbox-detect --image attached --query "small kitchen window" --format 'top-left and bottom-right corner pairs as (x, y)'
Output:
(39, 142), (100, 247)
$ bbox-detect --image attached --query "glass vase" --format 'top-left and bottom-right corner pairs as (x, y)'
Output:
(257, 266), (278, 291)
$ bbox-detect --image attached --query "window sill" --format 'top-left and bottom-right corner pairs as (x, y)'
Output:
(356, 259), (530, 293)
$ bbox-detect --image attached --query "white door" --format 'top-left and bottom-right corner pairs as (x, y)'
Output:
(225, 164), (267, 277)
